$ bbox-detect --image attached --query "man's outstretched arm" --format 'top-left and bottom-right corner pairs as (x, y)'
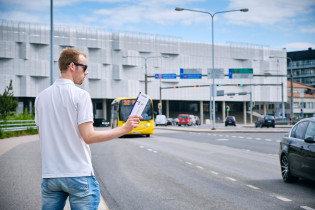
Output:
(79, 115), (142, 144)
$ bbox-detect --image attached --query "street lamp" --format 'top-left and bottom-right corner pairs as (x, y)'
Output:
(269, 56), (293, 118)
(175, 7), (248, 130)
(123, 55), (168, 94)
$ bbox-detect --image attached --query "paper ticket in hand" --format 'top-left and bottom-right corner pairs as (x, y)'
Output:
(129, 92), (150, 116)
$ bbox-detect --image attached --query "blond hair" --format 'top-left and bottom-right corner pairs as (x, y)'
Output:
(58, 48), (86, 73)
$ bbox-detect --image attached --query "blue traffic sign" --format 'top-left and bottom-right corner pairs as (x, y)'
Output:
(180, 74), (202, 79)
(180, 68), (202, 79)
(155, 74), (177, 79)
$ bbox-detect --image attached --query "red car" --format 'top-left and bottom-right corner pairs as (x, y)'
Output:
(178, 114), (193, 126)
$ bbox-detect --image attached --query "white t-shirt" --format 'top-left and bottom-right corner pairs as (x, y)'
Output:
(35, 79), (94, 178)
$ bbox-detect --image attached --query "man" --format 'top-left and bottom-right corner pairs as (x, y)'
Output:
(35, 48), (141, 209)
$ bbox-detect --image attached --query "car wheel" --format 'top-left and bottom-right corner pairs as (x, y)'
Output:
(146, 134), (150, 137)
(260, 124), (263, 128)
(272, 125), (275, 128)
(280, 154), (298, 183)
(225, 124), (227, 127)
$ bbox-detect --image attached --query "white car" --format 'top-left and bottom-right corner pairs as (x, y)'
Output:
(155, 115), (167, 126)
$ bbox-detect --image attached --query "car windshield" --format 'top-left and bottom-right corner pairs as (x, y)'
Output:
(179, 116), (188, 119)
(265, 116), (274, 120)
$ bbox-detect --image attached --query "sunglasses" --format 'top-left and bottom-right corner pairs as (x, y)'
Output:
(67, 62), (88, 72)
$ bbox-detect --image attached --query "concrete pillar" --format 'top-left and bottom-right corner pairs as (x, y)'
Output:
(166, 100), (169, 117)
(102, 99), (107, 120)
(243, 101), (247, 124)
(200, 101), (203, 125)
(263, 102), (267, 115)
(222, 101), (226, 123)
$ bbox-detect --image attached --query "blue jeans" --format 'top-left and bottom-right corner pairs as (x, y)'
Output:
(41, 176), (100, 210)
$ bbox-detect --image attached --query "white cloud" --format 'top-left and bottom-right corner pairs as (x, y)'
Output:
(0, 11), (45, 23)
(300, 26), (315, 33)
(284, 42), (315, 51)
(225, 0), (315, 25)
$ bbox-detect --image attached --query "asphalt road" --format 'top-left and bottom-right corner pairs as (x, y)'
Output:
(92, 128), (315, 210)
(1, 127), (314, 210)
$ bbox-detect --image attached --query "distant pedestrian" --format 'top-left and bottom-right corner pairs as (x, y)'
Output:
(35, 47), (141, 209)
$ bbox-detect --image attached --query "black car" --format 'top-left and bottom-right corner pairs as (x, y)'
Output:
(225, 116), (236, 126)
(93, 118), (110, 127)
(255, 115), (275, 128)
(279, 117), (315, 183)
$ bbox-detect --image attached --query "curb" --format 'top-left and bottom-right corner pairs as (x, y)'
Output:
(155, 126), (289, 133)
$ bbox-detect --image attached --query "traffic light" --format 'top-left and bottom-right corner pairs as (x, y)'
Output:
(226, 105), (230, 112)
(238, 84), (243, 86)
(217, 84), (221, 86)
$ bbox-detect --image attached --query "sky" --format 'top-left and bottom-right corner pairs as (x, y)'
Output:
(0, 0), (314, 52)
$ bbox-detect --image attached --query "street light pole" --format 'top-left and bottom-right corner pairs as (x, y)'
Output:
(50, 0), (54, 85)
(175, 7), (248, 130)
(123, 55), (167, 95)
(269, 56), (293, 118)
(287, 57), (294, 119)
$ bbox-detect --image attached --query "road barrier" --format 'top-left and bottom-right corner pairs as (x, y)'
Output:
(0, 120), (37, 132)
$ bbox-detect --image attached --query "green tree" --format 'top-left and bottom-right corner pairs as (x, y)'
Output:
(0, 80), (18, 120)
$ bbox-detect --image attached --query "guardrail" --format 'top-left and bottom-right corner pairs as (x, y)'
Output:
(275, 118), (289, 125)
(0, 120), (37, 132)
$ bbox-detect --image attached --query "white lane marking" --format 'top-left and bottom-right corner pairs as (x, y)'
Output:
(239, 136), (244, 138)
(276, 196), (292, 202)
(140, 146), (144, 148)
(244, 149), (251, 152)
(301, 206), (315, 210)
(232, 136), (237, 138)
(226, 177), (237, 182)
(216, 139), (229, 141)
(276, 140), (281, 143)
(210, 171), (219, 175)
(256, 138), (261, 140)
(208, 134), (212, 136)
(247, 137), (253, 139)
(225, 135), (230, 137)
(196, 166), (204, 169)
(265, 139), (272, 141)
(219, 134), (223, 136)
(185, 162), (192, 165)
(147, 148), (152, 151)
(153, 151), (157, 153)
(246, 185), (260, 190)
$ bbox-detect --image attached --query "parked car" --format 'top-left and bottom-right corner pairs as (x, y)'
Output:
(178, 114), (193, 126)
(189, 115), (196, 125)
(225, 116), (236, 126)
(155, 115), (167, 126)
(255, 115), (275, 128)
(93, 118), (110, 127)
(194, 116), (201, 126)
(171, 118), (177, 125)
(166, 118), (173, 125)
(279, 117), (315, 183)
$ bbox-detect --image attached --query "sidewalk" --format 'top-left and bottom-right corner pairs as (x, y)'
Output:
(156, 123), (291, 133)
